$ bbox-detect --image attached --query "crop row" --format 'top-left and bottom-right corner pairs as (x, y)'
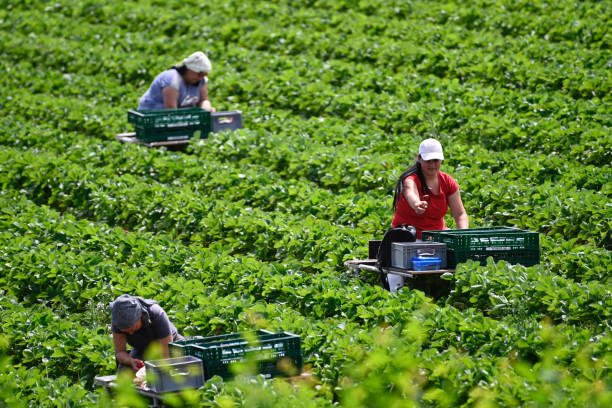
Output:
(0, 122), (391, 232)
(1, 129), (610, 255)
(5, 0), (610, 45)
(0, 146), (367, 268)
(0, 61), (607, 193)
(0, 292), (332, 407)
(5, 0), (609, 58)
(0, 79), (609, 253)
(2, 145), (366, 265)
(197, 132), (611, 249)
(450, 259), (611, 330)
(0, 83), (608, 202)
(0, 92), (609, 225)
(4, 289), (607, 408)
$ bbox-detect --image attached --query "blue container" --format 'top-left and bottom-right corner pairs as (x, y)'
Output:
(412, 257), (441, 271)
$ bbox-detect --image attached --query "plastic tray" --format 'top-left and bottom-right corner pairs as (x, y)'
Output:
(412, 257), (441, 271)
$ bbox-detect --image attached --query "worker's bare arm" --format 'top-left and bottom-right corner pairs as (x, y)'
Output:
(113, 332), (143, 370)
(198, 83), (215, 112)
(162, 87), (179, 109)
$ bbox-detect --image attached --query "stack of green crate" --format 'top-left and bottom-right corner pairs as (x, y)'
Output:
(127, 108), (211, 142)
(169, 330), (303, 381)
(422, 227), (540, 268)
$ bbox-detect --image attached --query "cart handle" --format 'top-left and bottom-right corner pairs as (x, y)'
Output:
(358, 264), (380, 272)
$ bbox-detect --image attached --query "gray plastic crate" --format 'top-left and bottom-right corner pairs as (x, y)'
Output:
(211, 111), (243, 133)
(145, 356), (204, 393)
(391, 242), (447, 269)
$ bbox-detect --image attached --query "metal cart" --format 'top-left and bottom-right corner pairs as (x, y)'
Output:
(114, 132), (190, 150)
(345, 259), (454, 295)
(95, 374), (169, 408)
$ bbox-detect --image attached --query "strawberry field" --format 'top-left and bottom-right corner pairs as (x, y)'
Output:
(0, 0), (610, 406)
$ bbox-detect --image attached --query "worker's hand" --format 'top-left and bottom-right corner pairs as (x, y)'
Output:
(412, 200), (428, 214)
(130, 358), (145, 371)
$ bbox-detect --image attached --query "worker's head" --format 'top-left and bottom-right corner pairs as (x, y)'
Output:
(179, 51), (211, 85)
(110, 294), (143, 332)
(417, 138), (444, 177)
(183, 51), (212, 74)
(172, 52), (212, 86)
(418, 138), (444, 161)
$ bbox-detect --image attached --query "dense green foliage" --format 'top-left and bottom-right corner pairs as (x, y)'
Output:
(0, 0), (610, 406)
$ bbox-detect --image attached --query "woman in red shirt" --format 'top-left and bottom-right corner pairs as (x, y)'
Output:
(391, 139), (469, 239)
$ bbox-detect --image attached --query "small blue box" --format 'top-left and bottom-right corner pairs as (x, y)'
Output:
(412, 257), (441, 271)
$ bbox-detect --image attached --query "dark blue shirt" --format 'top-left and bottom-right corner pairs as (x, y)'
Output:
(111, 304), (178, 353)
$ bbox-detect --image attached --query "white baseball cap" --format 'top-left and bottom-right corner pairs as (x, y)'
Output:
(418, 138), (444, 161)
(183, 51), (212, 74)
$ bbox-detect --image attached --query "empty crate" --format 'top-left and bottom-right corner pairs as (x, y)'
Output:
(211, 111), (243, 133)
(391, 242), (447, 269)
(145, 356), (205, 393)
(422, 227), (540, 268)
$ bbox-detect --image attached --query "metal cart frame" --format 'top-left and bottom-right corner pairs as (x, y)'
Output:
(114, 132), (190, 150)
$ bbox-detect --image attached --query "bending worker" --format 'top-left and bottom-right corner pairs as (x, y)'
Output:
(391, 138), (469, 239)
(137, 51), (216, 111)
(110, 294), (184, 372)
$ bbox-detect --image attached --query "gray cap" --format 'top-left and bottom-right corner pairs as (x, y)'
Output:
(110, 294), (143, 330)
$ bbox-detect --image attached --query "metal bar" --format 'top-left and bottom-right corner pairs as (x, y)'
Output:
(383, 267), (455, 276)
(358, 264), (380, 272)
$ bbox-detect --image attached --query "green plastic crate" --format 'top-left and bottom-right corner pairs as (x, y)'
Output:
(422, 226), (520, 241)
(422, 227), (540, 267)
(169, 330), (303, 381)
(127, 108), (211, 142)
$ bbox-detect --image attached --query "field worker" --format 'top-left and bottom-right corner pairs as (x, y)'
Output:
(391, 138), (469, 240)
(110, 294), (184, 372)
(137, 51), (216, 111)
